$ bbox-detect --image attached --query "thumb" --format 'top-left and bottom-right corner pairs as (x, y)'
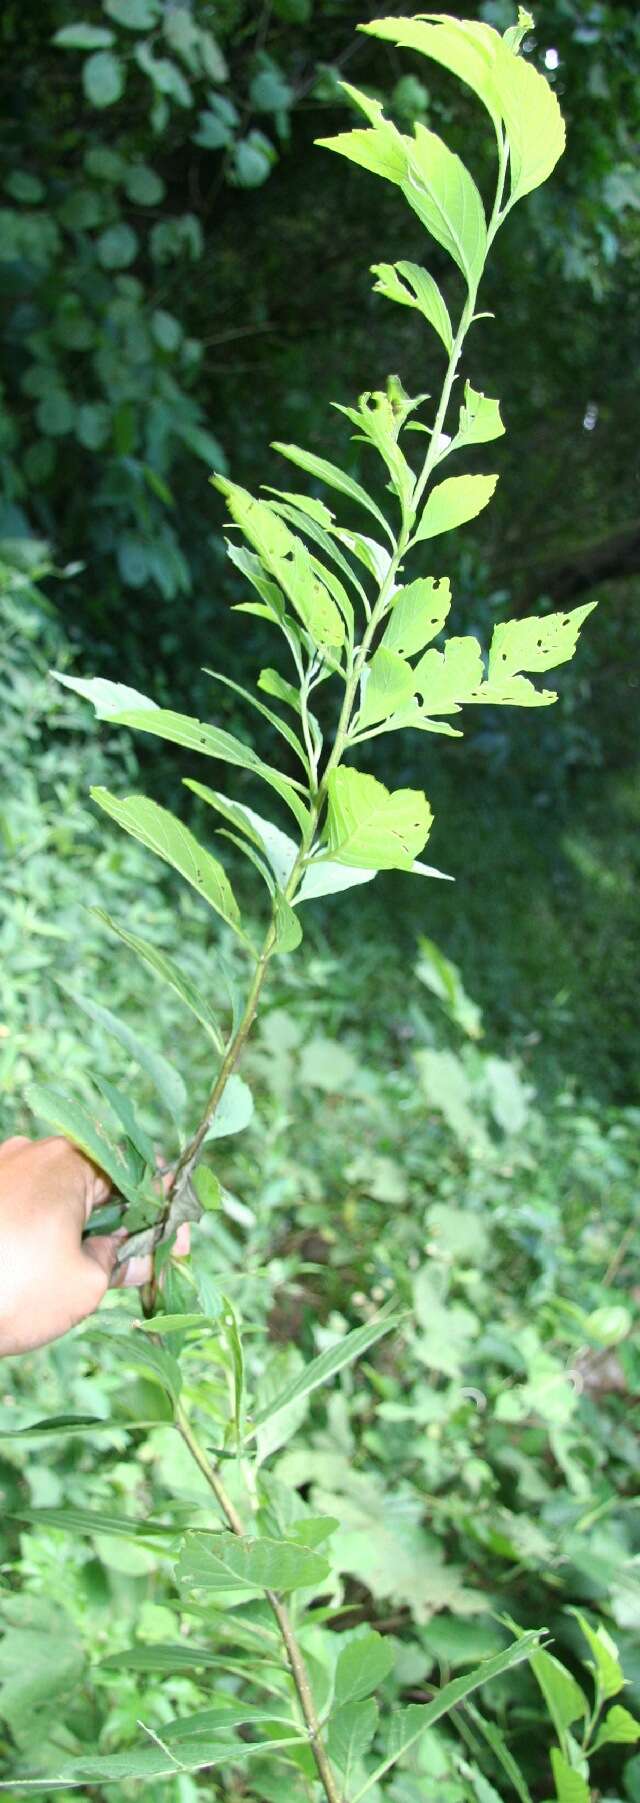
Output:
(82, 1228), (129, 1284)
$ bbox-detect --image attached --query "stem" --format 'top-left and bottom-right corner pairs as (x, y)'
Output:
(176, 1403), (344, 1803)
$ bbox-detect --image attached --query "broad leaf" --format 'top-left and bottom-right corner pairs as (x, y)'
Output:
(92, 910), (225, 1051)
(328, 1699), (378, 1783)
(90, 791), (248, 946)
(488, 603), (596, 697)
(405, 125), (488, 288)
(358, 647), (415, 729)
(415, 473), (498, 542)
(177, 1531), (329, 1594)
(296, 859), (377, 904)
(53, 23), (115, 48)
(550, 1749), (589, 1803)
(272, 440), (392, 540)
(570, 1612), (624, 1700)
(363, 15), (504, 139)
(325, 768), (432, 870)
(27, 1085), (146, 1205)
(530, 1649), (587, 1737)
(494, 40), (566, 205)
(335, 1631), (396, 1706)
(60, 985), (187, 1126)
(413, 635), (484, 714)
(52, 672), (159, 717)
(382, 576), (452, 657)
(205, 1074), (254, 1141)
(371, 259), (453, 352)
(592, 1704), (640, 1750)
(273, 888), (303, 952)
(451, 381), (505, 449)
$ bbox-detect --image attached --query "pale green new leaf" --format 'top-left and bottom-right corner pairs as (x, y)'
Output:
(202, 667), (309, 769)
(295, 860), (377, 904)
(335, 1631), (396, 1706)
(64, 679), (311, 832)
(214, 477), (345, 651)
(60, 985), (187, 1126)
(205, 1074), (254, 1141)
(351, 1631), (543, 1801)
(592, 1704), (640, 1750)
(273, 888), (303, 952)
(570, 1611), (624, 1700)
(91, 910), (225, 1051)
(371, 259), (453, 352)
(325, 768), (432, 870)
(494, 41), (566, 206)
(363, 15), (504, 139)
(27, 1085), (147, 1205)
(177, 1531), (329, 1594)
(415, 473), (498, 542)
(185, 781), (298, 891)
(530, 1650), (587, 1738)
(90, 791), (248, 945)
(550, 1749), (589, 1803)
(451, 381), (505, 449)
(52, 672), (160, 717)
(413, 636), (484, 714)
(382, 576), (452, 657)
(358, 647), (416, 730)
(12, 1506), (175, 1543)
(488, 603), (596, 691)
(316, 112), (407, 187)
(404, 124), (488, 288)
(328, 1699), (378, 1783)
(249, 1312), (400, 1433)
(272, 440), (392, 540)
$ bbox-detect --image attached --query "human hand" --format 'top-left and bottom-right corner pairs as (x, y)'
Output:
(0, 1135), (188, 1356)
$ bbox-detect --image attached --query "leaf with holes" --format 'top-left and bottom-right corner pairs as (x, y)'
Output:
(325, 768), (432, 870)
(413, 636), (484, 715)
(382, 577), (452, 658)
(488, 603), (596, 696)
(358, 648), (416, 730)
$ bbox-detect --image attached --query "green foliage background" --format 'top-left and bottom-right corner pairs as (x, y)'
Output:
(0, 2), (639, 1799)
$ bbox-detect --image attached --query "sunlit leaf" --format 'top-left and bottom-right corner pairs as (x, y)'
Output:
(92, 910), (225, 1051)
(325, 768), (432, 870)
(371, 259), (453, 352)
(382, 577), (452, 658)
(415, 473), (498, 542)
(90, 791), (249, 946)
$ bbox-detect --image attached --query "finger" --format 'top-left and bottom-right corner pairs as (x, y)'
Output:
(0, 1135), (31, 1161)
(114, 1252), (154, 1289)
(82, 1229), (127, 1282)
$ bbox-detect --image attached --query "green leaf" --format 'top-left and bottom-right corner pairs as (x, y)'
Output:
(350, 1632), (543, 1801)
(452, 381), (505, 449)
(93, 1076), (157, 1168)
(205, 1074), (254, 1141)
(116, 1335), (182, 1404)
(60, 985), (187, 1127)
(317, 113), (408, 188)
(92, 910), (225, 1052)
(415, 473), (498, 542)
(90, 791), (247, 945)
(592, 1704), (640, 1750)
(125, 164), (165, 206)
(95, 698), (311, 834)
(363, 15), (504, 140)
(488, 602), (596, 704)
(296, 859), (376, 904)
(382, 577), (452, 657)
(466, 1704), (533, 1803)
(371, 260), (453, 352)
(214, 478), (345, 652)
(272, 441), (392, 541)
(26, 1085), (145, 1205)
(100, 1642), (224, 1673)
(0, 1737), (305, 1789)
(328, 1699), (378, 1782)
(186, 781), (298, 891)
(494, 41), (566, 206)
(53, 23), (115, 48)
(96, 222), (138, 268)
(325, 768), (432, 870)
(273, 888), (303, 952)
(550, 1749), (589, 1803)
(570, 1612), (624, 1700)
(11, 1506), (175, 1543)
(83, 50), (125, 109)
(412, 635), (484, 714)
(193, 1166), (222, 1212)
(250, 1312), (400, 1433)
(531, 1650), (588, 1737)
(404, 125), (487, 288)
(202, 667), (309, 769)
(335, 1631), (396, 1705)
(177, 1531), (329, 1594)
(358, 648), (415, 730)
(105, 0), (160, 25)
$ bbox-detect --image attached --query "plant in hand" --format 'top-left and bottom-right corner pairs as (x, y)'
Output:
(19, 10), (597, 1797)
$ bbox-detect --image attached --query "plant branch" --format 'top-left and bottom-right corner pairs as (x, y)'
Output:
(175, 1403), (344, 1803)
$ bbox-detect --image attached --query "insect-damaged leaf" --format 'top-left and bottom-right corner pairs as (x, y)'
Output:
(382, 576), (452, 658)
(325, 768), (432, 870)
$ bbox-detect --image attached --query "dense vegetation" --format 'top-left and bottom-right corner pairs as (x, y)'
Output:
(0, 3), (638, 1800)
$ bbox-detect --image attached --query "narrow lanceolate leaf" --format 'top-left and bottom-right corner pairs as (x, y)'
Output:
(328, 1699), (378, 1783)
(177, 1531), (330, 1594)
(60, 985), (187, 1127)
(371, 260), (453, 352)
(382, 577), (452, 658)
(415, 474), (498, 542)
(12, 1506), (176, 1543)
(358, 648), (415, 730)
(202, 667), (309, 770)
(350, 1631), (544, 1802)
(530, 1649), (587, 1737)
(325, 768), (432, 871)
(185, 782), (298, 892)
(100, 1643), (227, 1674)
(93, 1076), (157, 1168)
(250, 1312), (400, 1432)
(66, 681), (311, 833)
(271, 441), (393, 541)
(273, 888), (303, 953)
(92, 910), (225, 1051)
(404, 126), (487, 289)
(90, 792), (249, 947)
(213, 478), (345, 651)
(27, 1085), (146, 1205)
(0, 1737), (306, 1789)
